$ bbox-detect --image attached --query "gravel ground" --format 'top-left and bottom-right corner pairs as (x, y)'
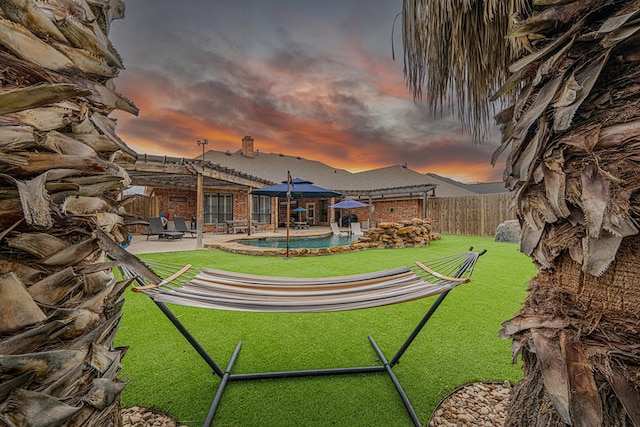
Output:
(121, 407), (186, 427)
(122, 381), (512, 426)
(428, 381), (512, 426)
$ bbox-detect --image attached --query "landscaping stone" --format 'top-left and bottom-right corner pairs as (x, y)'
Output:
(428, 381), (512, 426)
(206, 219), (436, 256)
(121, 406), (187, 427)
(123, 381), (511, 426)
(364, 218), (432, 248)
(494, 219), (520, 243)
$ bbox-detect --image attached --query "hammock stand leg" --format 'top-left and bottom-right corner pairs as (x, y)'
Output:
(153, 297), (458, 427)
(155, 301), (225, 378)
(390, 289), (451, 367)
(204, 341), (242, 427)
(390, 248), (486, 367)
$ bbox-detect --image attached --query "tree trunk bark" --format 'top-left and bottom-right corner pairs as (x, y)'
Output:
(505, 236), (640, 426)
(0, 1), (158, 425)
(399, 0), (640, 424)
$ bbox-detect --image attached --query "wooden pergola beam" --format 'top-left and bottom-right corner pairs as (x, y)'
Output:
(121, 158), (271, 189)
(336, 184), (437, 198)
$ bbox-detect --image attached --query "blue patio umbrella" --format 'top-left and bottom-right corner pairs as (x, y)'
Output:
(252, 177), (342, 199)
(330, 199), (370, 229)
(330, 199), (369, 209)
(292, 206), (307, 222)
(252, 173), (341, 257)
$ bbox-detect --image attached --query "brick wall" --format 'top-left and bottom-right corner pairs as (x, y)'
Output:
(152, 187), (277, 231)
(370, 199), (421, 223)
(151, 188), (421, 230)
(230, 189), (248, 220)
(151, 188), (197, 221)
(331, 199), (422, 226)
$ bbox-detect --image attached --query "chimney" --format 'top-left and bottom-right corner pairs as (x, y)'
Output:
(241, 136), (255, 157)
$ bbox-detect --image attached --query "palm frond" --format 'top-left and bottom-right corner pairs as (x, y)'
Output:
(402, 0), (530, 141)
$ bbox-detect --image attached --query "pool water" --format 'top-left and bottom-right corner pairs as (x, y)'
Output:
(236, 234), (358, 249)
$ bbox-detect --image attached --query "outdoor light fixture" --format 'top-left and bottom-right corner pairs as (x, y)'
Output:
(197, 138), (209, 161)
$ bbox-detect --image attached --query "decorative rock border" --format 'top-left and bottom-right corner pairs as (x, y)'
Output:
(121, 407), (187, 427)
(360, 218), (436, 248)
(428, 381), (512, 426)
(123, 381), (511, 426)
(205, 235), (379, 257)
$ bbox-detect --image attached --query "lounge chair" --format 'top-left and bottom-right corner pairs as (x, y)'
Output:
(350, 222), (364, 236)
(330, 222), (347, 237)
(146, 217), (184, 240)
(173, 216), (196, 238)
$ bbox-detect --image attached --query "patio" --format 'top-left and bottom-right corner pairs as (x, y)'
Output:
(125, 226), (334, 255)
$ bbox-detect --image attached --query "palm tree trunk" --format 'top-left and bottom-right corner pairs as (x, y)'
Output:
(504, 236), (640, 426)
(0, 1), (156, 425)
(401, 0), (640, 425)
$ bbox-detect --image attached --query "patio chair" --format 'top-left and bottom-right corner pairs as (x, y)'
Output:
(330, 222), (347, 237)
(173, 216), (197, 238)
(146, 217), (184, 240)
(119, 248), (486, 427)
(350, 222), (364, 236)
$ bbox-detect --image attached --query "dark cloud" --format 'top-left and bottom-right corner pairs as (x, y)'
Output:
(110, 0), (505, 183)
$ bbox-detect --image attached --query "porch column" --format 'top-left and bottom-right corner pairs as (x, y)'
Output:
(196, 172), (204, 249)
(247, 190), (253, 236)
(274, 197), (279, 232)
(422, 192), (428, 219)
(330, 197), (335, 223)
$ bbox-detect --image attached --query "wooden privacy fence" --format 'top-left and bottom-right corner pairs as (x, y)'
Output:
(123, 193), (515, 237)
(124, 196), (160, 233)
(426, 193), (516, 237)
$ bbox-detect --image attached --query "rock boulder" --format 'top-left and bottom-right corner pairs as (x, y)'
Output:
(494, 220), (520, 243)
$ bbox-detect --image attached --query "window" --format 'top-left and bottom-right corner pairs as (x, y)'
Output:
(204, 193), (233, 224)
(252, 195), (271, 224)
(319, 199), (329, 223)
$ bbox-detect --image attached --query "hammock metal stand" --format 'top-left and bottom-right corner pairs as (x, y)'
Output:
(124, 248), (486, 427)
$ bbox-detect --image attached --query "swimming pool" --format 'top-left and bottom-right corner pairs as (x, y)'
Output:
(235, 234), (358, 249)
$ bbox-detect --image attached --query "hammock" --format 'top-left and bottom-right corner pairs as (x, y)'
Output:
(119, 247), (486, 427)
(130, 251), (477, 312)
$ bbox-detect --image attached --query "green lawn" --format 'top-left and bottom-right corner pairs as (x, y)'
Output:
(115, 235), (536, 426)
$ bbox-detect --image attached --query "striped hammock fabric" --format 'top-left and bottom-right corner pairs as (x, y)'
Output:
(127, 250), (481, 313)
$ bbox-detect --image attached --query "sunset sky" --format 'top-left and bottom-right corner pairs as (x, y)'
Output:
(109, 0), (506, 183)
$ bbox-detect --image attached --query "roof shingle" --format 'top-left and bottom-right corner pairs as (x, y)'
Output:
(203, 149), (483, 197)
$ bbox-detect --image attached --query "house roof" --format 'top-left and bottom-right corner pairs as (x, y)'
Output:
(466, 181), (509, 194)
(203, 149), (478, 198)
(203, 149), (352, 189)
(426, 173), (509, 195)
(122, 143), (505, 198)
(352, 167), (476, 197)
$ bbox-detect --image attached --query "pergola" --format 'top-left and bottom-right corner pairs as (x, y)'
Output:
(120, 154), (273, 247)
(120, 154), (439, 245)
(121, 153), (273, 189)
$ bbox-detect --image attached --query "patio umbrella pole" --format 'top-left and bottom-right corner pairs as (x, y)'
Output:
(329, 199), (370, 234)
(251, 173), (342, 258)
(286, 172), (291, 258)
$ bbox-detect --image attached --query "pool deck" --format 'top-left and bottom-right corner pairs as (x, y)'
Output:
(125, 226), (337, 255)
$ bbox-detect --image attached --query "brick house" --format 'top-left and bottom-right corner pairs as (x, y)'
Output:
(122, 136), (504, 233)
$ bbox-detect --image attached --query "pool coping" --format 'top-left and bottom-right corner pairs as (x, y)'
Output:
(203, 228), (375, 256)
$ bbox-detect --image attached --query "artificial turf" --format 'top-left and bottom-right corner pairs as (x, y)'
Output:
(114, 235), (537, 426)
